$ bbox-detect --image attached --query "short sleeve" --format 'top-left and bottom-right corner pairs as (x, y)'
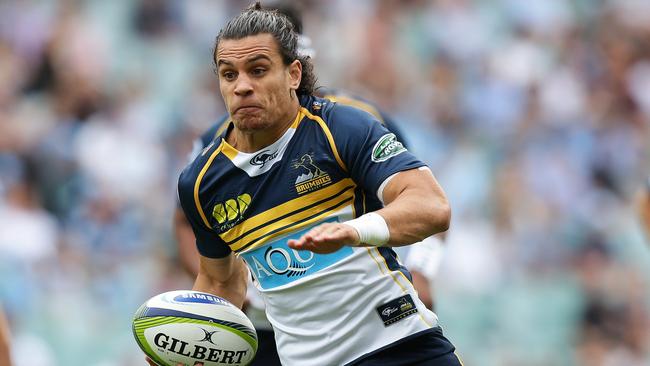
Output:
(177, 166), (232, 258)
(327, 104), (426, 196)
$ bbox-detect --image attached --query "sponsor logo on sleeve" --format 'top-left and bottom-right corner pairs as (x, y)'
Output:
(371, 133), (406, 162)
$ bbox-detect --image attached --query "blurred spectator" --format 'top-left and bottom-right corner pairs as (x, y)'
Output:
(574, 238), (649, 366)
(0, 157), (58, 263)
(639, 177), (650, 241)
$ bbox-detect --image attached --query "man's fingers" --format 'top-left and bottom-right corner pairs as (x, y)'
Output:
(289, 223), (359, 253)
(304, 223), (333, 241)
(313, 226), (344, 242)
(289, 223), (333, 248)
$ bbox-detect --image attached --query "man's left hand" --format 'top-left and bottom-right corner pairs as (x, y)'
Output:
(288, 222), (360, 254)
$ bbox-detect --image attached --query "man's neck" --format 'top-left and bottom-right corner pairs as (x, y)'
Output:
(228, 102), (300, 153)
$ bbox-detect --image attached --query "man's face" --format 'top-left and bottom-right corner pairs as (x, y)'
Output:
(216, 34), (301, 133)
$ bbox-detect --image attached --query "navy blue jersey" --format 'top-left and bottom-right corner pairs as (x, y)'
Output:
(177, 95), (438, 365)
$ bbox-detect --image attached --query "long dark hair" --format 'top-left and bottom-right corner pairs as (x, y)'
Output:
(213, 2), (317, 96)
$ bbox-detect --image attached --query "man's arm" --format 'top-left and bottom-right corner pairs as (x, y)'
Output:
(193, 254), (249, 309)
(174, 207), (200, 278)
(0, 308), (11, 366)
(640, 177), (650, 242)
(374, 167), (450, 245)
(288, 168), (450, 253)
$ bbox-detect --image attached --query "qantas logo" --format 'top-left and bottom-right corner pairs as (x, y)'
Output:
(240, 220), (354, 289)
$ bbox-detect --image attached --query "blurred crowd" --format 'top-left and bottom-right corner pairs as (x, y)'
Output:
(0, 0), (649, 365)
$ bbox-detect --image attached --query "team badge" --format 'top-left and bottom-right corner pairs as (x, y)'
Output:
(292, 154), (332, 194)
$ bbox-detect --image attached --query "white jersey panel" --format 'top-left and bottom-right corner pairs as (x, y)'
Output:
(239, 205), (438, 365)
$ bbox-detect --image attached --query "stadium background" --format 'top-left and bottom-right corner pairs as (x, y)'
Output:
(0, 0), (649, 365)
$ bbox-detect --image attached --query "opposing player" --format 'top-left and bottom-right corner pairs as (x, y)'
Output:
(174, 4), (461, 365)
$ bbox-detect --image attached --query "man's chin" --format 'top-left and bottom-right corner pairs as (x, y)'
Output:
(232, 116), (268, 132)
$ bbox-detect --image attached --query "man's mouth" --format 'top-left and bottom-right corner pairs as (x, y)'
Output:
(235, 105), (262, 113)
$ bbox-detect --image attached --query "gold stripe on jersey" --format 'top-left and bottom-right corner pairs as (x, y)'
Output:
(220, 178), (356, 250)
(300, 107), (347, 172)
(322, 95), (385, 124)
(221, 140), (238, 161)
(221, 178), (354, 243)
(291, 109), (305, 128)
(366, 248), (408, 293)
(194, 141), (225, 228)
(233, 192), (354, 253)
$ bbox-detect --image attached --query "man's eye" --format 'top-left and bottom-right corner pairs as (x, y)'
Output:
(222, 71), (237, 81)
(252, 68), (266, 76)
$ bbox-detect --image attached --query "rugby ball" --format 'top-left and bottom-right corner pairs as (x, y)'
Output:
(132, 290), (258, 366)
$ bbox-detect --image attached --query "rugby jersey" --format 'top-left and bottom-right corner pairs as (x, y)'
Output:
(178, 95), (439, 365)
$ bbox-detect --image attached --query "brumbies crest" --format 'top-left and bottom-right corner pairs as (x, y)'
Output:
(292, 154), (332, 194)
(372, 133), (406, 162)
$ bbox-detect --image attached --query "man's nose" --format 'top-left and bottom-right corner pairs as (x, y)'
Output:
(234, 75), (254, 96)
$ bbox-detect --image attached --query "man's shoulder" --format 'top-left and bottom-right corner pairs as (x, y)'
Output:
(314, 88), (409, 148)
(318, 88), (385, 123)
(298, 95), (375, 138)
(321, 98), (377, 132)
(178, 138), (224, 192)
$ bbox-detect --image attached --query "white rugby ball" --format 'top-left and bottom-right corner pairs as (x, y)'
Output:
(132, 290), (258, 366)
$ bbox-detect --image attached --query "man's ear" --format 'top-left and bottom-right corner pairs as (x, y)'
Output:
(288, 59), (302, 91)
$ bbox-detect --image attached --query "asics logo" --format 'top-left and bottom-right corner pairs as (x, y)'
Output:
(250, 150), (278, 167)
(381, 307), (399, 317)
